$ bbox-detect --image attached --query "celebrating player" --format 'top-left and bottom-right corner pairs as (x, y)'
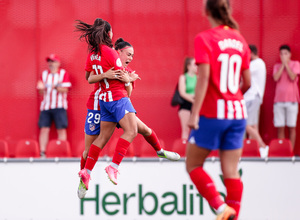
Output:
(185, 0), (251, 219)
(77, 37), (180, 198)
(76, 18), (137, 193)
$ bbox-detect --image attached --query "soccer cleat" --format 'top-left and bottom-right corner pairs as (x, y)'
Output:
(77, 179), (87, 199)
(259, 146), (269, 159)
(216, 206), (236, 220)
(157, 150), (181, 161)
(78, 168), (91, 190)
(105, 165), (119, 185)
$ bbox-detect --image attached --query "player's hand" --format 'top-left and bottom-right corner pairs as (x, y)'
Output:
(188, 114), (199, 130)
(105, 67), (122, 79)
(117, 71), (130, 83)
(128, 71), (141, 82)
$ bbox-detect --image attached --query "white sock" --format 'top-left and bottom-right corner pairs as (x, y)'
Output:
(111, 162), (119, 170)
(86, 169), (91, 175)
(157, 149), (164, 154)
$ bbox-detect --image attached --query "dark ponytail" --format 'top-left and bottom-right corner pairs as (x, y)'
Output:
(115, 38), (132, 50)
(206, 0), (239, 30)
(75, 18), (113, 55)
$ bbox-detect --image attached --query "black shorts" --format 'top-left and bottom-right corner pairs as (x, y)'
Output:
(38, 108), (68, 129)
(179, 99), (192, 111)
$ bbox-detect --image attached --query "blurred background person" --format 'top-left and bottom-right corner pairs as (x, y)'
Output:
(36, 54), (72, 157)
(244, 44), (268, 158)
(273, 45), (300, 148)
(178, 57), (197, 144)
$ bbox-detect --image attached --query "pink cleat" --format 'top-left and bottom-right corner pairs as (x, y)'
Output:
(105, 165), (119, 185)
(78, 168), (91, 190)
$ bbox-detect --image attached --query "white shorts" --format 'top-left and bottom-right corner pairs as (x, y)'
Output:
(245, 96), (261, 126)
(273, 102), (299, 127)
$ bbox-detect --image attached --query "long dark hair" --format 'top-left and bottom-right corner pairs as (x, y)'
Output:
(115, 38), (132, 50)
(206, 0), (239, 30)
(75, 18), (113, 55)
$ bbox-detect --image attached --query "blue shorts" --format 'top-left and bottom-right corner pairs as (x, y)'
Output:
(84, 109), (101, 135)
(100, 98), (136, 123)
(38, 108), (68, 129)
(188, 116), (246, 150)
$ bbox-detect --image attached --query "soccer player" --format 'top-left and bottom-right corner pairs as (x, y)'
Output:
(185, 0), (251, 220)
(76, 18), (137, 193)
(77, 38), (180, 198)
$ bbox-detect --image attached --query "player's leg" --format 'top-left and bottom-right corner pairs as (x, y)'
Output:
(219, 149), (243, 219)
(136, 117), (180, 161)
(178, 109), (191, 144)
(81, 109), (102, 169)
(79, 121), (116, 189)
(219, 119), (246, 219)
(104, 98), (138, 185)
(186, 143), (229, 215)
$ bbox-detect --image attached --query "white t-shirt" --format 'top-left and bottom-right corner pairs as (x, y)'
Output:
(244, 57), (266, 103)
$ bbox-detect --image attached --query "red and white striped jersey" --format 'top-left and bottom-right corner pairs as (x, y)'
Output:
(39, 69), (71, 111)
(194, 25), (250, 119)
(85, 45), (128, 103)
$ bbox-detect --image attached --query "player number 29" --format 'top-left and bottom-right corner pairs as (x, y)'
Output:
(218, 53), (242, 94)
(87, 112), (101, 124)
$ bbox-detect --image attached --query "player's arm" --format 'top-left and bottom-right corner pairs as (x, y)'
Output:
(188, 64), (210, 130)
(178, 75), (194, 103)
(240, 69), (251, 94)
(87, 68), (121, 84)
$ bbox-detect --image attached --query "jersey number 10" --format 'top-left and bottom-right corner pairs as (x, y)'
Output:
(218, 53), (242, 94)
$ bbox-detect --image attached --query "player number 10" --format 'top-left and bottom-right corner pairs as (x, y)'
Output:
(218, 53), (242, 94)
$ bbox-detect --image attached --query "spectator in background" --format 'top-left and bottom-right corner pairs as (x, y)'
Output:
(273, 45), (300, 148)
(244, 44), (268, 158)
(36, 54), (72, 157)
(178, 57), (197, 144)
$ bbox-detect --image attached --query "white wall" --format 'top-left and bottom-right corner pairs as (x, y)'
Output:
(0, 158), (299, 220)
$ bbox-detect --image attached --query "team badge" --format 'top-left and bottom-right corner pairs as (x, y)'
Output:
(89, 123), (95, 131)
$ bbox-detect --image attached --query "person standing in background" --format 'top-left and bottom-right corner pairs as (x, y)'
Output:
(36, 54), (71, 157)
(273, 44), (300, 148)
(244, 44), (268, 158)
(186, 0), (251, 219)
(178, 57), (197, 144)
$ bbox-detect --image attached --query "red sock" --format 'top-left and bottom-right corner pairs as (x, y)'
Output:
(143, 129), (162, 151)
(189, 167), (224, 210)
(224, 178), (243, 218)
(112, 138), (130, 165)
(80, 154), (86, 170)
(84, 144), (101, 171)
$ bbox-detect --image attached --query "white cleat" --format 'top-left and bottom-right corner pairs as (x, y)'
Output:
(157, 150), (181, 161)
(77, 179), (87, 199)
